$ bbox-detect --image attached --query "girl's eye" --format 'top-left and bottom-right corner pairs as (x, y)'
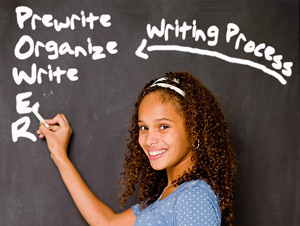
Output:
(160, 125), (169, 130)
(139, 126), (148, 131)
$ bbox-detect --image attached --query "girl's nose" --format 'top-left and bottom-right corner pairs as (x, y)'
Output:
(145, 129), (159, 146)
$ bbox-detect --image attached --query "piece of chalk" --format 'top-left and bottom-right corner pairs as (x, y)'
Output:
(33, 111), (50, 128)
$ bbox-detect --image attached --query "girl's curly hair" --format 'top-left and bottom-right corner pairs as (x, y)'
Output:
(119, 72), (237, 225)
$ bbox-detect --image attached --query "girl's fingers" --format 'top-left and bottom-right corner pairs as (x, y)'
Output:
(56, 114), (69, 127)
(44, 117), (59, 125)
(39, 123), (59, 136)
(44, 114), (69, 128)
(37, 129), (44, 138)
(39, 123), (50, 136)
(38, 114), (71, 139)
(60, 114), (69, 124)
(48, 124), (59, 132)
(39, 133), (45, 139)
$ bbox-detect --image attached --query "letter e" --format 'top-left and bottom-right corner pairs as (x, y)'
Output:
(99, 14), (111, 27)
(16, 92), (32, 114)
(106, 41), (118, 54)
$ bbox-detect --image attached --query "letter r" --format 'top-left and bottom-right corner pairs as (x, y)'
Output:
(11, 116), (37, 142)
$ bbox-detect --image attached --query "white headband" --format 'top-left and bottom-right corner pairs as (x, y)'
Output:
(150, 77), (185, 97)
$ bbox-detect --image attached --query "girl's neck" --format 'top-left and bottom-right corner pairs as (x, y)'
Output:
(166, 151), (194, 185)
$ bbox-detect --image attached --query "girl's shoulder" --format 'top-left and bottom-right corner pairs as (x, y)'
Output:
(174, 179), (219, 207)
(173, 180), (221, 225)
(176, 179), (212, 192)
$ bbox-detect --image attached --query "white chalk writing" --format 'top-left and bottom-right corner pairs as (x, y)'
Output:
(136, 19), (293, 85)
(11, 6), (118, 142)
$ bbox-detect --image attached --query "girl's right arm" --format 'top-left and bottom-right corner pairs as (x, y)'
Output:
(37, 114), (136, 226)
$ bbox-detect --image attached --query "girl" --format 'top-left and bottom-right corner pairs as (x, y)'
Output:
(38, 72), (237, 226)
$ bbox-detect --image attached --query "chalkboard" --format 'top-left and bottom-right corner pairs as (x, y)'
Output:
(0, 0), (299, 225)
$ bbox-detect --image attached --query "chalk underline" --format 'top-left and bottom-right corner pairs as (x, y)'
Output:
(146, 44), (287, 85)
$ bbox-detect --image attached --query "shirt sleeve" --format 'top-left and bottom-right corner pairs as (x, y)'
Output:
(174, 186), (221, 226)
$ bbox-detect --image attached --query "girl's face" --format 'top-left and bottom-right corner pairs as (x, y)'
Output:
(138, 92), (193, 175)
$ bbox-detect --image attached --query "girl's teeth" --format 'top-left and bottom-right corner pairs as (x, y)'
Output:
(149, 149), (167, 156)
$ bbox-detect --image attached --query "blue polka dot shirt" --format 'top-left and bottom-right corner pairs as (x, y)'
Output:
(132, 180), (221, 226)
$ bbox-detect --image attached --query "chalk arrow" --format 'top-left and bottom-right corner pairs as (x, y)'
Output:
(134, 38), (289, 85)
(135, 39), (149, 59)
(135, 40), (288, 85)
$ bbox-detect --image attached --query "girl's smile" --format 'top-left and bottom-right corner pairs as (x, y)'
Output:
(147, 148), (167, 160)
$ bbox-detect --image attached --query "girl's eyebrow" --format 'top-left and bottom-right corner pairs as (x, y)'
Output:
(156, 118), (174, 123)
(138, 118), (175, 123)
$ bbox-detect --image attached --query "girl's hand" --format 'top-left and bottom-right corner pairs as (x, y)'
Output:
(37, 114), (72, 162)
